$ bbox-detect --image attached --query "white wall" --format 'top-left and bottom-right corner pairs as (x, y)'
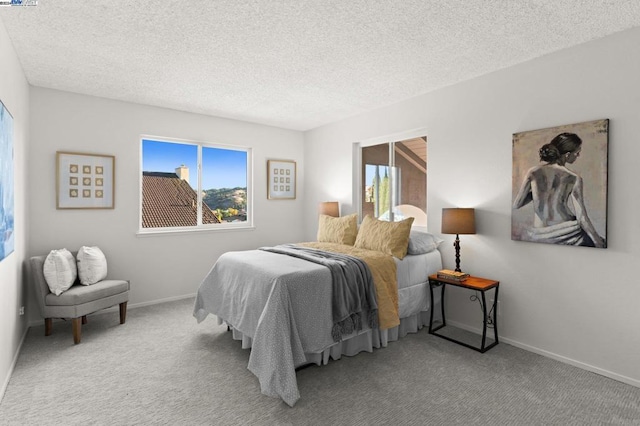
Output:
(27, 88), (306, 323)
(0, 19), (30, 399)
(304, 27), (640, 387)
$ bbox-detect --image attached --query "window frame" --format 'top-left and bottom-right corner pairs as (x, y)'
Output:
(356, 128), (428, 224)
(138, 135), (253, 235)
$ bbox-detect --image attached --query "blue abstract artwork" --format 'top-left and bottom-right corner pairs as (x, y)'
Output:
(0, 99), (14, 262)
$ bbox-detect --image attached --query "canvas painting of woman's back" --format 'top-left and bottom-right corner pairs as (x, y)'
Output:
(512, 119), (608, 249)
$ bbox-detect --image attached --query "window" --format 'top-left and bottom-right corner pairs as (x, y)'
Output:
(361, 137), (427, 225)
(140, 137), (251, 232)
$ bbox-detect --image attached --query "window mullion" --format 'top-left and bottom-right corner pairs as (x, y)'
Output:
(197, 145), (202, 226)
(389, 142), (395, 222)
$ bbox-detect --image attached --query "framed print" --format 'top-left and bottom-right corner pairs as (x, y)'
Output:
(0, 99), (14, 262)
(56, 151), (115, 209)
(512, 119), (608, 248)
(267, 159), (296, 200)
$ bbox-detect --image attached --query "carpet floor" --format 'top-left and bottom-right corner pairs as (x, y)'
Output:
(1, 298), (639, 425)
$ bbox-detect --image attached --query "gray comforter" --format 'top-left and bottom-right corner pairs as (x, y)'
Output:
(193, 248), (346, 406)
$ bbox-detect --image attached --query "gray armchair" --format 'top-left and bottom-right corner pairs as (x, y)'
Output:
(29, 253), (130, 344)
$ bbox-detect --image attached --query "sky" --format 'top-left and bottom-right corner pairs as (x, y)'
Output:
(142, 139), (247, 190)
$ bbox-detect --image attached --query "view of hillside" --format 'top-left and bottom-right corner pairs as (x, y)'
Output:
(203, 187), (247, 221)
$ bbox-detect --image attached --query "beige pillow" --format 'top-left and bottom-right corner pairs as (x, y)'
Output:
(317, 214), (358, 245)
(354, 215), (415, 259)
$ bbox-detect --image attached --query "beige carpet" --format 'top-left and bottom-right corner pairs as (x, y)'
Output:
(1, 298), (639, 425)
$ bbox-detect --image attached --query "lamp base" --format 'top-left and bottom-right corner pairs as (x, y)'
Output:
(453, 234), (461, 272)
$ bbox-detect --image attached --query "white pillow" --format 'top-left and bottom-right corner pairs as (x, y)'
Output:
(407, 228), (444, 255)
(77, 246), (108, 285)
(43, 249), (77, 296)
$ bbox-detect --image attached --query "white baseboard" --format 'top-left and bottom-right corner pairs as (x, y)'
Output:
(0, 325), (29, 404)
(127, 293), (196, 310)
(446, 319), (640, 389)
(27, 293), (197, 328)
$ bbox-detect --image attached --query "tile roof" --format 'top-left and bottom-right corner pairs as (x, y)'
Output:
(142, 172), (220, 228)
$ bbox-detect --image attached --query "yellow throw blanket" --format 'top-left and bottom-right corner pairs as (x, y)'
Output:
(297, 242), (400, 330)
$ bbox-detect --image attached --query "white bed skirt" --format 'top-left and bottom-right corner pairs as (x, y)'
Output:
(303, 309), (434, 366)
(223, 301), (440, 369)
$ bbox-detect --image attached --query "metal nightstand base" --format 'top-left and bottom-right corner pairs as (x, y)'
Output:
(428, 275), (500, 353)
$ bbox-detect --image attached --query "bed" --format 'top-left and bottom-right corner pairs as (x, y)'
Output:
(193, 214), (443, 406)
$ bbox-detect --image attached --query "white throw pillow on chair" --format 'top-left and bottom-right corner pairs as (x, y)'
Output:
(43, 248), (77, 295)
(77, 246), (108, 285)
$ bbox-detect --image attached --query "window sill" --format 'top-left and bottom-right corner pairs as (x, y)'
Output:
(136, 224), (255, 237)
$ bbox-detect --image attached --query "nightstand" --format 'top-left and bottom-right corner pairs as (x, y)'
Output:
(428, 274), (499, 353)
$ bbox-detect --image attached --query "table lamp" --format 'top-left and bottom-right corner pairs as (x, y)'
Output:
(441, 208), (476, 272)
(318, 201), (339, 217)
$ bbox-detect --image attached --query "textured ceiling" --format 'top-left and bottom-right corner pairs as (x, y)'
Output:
(2, 1), (640, 131)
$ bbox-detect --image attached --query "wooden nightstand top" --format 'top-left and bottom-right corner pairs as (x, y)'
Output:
(428, 274), (499, 291)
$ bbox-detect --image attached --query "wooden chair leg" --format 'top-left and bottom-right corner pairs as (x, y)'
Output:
(82, 315), (88, 324)
(119, 301), (127, 324)
(72, 317), (82, 344)
(45, 318), (53, 336)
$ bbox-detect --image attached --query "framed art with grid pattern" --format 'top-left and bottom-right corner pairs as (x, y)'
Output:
(267, 159), (296, 200)
(56, 151), (115, 209)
